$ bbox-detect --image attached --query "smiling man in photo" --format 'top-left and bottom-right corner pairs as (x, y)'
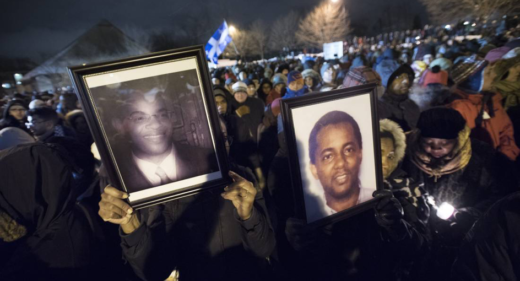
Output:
(111, 87), (218, 193)
(308, 110), (373, 215)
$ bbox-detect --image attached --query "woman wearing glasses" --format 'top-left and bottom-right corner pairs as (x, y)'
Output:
(0, 99), (31, 135)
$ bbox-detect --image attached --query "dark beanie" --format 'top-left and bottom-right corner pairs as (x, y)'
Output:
(386, 64), (415, 89)
(417, 107), (466, 139)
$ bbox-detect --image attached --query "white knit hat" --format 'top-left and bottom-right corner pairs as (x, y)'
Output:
(231, 81), (248, 94)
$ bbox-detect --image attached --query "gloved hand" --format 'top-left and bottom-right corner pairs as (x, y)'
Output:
(449, 207), (481, 234)
(373, 190), (404, 228)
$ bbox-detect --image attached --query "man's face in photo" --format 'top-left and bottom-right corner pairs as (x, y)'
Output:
(310, 122), (362, 200)
(122, 93), (173, 157)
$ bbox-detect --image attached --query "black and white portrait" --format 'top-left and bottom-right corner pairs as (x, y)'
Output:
(291, 93), (377, 223)
(84, 57), (221, 203)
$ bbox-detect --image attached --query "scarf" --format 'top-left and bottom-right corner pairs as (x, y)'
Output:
(409, 126), (472, 182)
(494, 80), (520, 111)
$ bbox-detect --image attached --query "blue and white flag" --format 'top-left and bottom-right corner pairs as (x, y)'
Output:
(205, 21), (233, 65)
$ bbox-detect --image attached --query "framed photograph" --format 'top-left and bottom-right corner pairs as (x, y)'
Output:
(68, 46), (230, 209)
(280, 84), (383, 227)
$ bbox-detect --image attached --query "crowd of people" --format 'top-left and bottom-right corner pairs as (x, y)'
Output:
(1, 22), (520, 281)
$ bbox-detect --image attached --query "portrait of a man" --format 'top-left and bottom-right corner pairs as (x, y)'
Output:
(88, 67), (220, 195)
(108, 87), (219, 193)
(308, 111), (374, 216)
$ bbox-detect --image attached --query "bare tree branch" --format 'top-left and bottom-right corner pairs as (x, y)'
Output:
(420, 0), (520, 24)
(249, 20), (269, 59)
(269, 11), (301, 53)
(296, 1), (351, 49)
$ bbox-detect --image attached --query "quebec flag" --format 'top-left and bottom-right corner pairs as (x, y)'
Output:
(205, 21), (233, 65)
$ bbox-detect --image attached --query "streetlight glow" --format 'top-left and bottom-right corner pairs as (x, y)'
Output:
(229, 25), (236, 34)
(331, 0), (339, 2)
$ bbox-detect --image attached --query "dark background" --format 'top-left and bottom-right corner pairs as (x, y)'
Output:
(0, 0), (428, 63)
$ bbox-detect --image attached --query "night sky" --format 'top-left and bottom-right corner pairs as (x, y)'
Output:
(0, 0), (427, 62)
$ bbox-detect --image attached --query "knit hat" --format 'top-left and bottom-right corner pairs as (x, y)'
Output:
(272, 73), (287, 87)
(343, 66), (382, 88)
(301, 69), (321, 81)
(28, 99), (46, 110)
(478, 44), (497, 57)
(429, 58), (453, 71)
(417, 107), (466, 139)
(484, 46), (512, 63)
(450, 55), (488, 84)
(0, 127), (35, 150)
(231, 82), (248, 94)
(271, 98), (282, 117)
(243, 78), (255, 86)
(287, 71), (303, 84)
(422, 69), (449, 86)
(386, 64), (415, 89)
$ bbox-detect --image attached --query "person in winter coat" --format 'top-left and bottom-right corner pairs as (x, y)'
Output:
(26, 107), (76, 143)
(0, 99), (31, 135)
(341, 66), (385, 98)
(301, 69), (322, 92)
(98, 122), (276, 281)
(0, 143), (94, 281)
(266, 74), (286, 105)
(378, 64), (421, 132)
(451, 191), (520, 281)
(231, 82), (266, 189)
(402, 107), (504, 281)
(449, 55), (519, 161)
(257, 78), (272, 103)
(0, 127), (34, 150)
(320, 63), (338, 92)
(491, 49), (520, 148)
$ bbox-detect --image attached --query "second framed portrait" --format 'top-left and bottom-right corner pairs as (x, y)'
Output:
(280, 84), (383, 227)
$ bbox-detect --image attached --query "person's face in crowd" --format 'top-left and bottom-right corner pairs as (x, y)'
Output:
(305, 77), (314, 88)
(323, 67), (337, 83)
(214, 95), (227, 115)
(390, 73), (411, 95)
(27, 115), (54, 137)
(212, 78), (220, 85)
(253, 79), (260, 89)
(262, 83), (272, 94)
(122, 95), (174, 158)
(247, 84), (257, 97)
(381, 137), (397, 179)
(234, 91), (248, 104)
(9, 105), (27, 121)
(274, 83), (285, 94)
(73, 116), (90, 136)
(506, 63), (520, 82)
(282, 69), (289, 75)
(420, 137), (457, 159)
(288, 78), (304, 92)
(310, 122), (363, 201)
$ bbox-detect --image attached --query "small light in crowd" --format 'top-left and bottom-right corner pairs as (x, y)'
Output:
(472, 23), (477, 27)
(444, 25), (451, 30)
(16, 81), (21, 85)
(82, 63), (86, 66)
(229, 25), (236, 34)
(436, 202), (455, 220)
(492, 20), (497, 24)
(415, 36), (420, 40)
(2, 83), (11, 89)
(463, 21), (469, 25)
(330, 0), (339, 3)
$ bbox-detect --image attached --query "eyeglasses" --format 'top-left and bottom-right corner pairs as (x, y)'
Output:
(385, 152), (396, 160)
(126, 111), (173, 124)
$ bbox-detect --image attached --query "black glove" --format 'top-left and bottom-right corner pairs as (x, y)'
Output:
(373, 190), (404, 228)
(449, 207), (481, 236)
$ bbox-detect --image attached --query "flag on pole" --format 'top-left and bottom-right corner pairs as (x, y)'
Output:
(205, 21), (233, 65)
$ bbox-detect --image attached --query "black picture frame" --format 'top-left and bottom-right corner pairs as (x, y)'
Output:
(280, 84), (383, 228)
(68, 45), (231, 209)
